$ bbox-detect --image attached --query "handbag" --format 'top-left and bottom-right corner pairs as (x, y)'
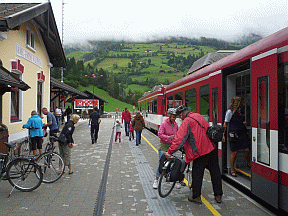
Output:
(228, 132), (238, 142)
(188, 116), (225, 143)
(58, 133), (68, 146)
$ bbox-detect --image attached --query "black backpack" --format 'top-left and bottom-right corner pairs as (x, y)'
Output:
(169, 156), (186, 182)
(159, 154), (186, 182)
(188, 116), (224, 143)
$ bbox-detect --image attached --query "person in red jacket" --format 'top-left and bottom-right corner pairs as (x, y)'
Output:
(165, 105), (223, 204)
(122, 107), (132, 136)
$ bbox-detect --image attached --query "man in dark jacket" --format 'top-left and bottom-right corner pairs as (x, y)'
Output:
(122, 107), (131, 136)
(89, 107), (101, 144)
(165, 105), (223, 204)
(65, 106), (72, 121)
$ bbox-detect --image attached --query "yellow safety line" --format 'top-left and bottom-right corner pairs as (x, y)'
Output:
(141, 134), (222, 216)
(234, 168), (251, 177)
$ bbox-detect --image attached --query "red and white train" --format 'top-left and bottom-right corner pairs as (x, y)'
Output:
(138, 27), (288, 213)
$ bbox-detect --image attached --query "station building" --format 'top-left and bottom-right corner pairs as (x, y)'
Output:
(0, 2), (66, 143)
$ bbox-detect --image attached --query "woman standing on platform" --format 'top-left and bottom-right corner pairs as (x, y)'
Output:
(223, 96), (251, 177)
(153, 108), (178, 189)
(132, 111), (145, 146)
(23, 110), (43, 156)
(59, 114), (80, 174)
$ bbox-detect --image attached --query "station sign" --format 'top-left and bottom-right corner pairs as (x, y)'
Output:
(74, 99), (99, 109)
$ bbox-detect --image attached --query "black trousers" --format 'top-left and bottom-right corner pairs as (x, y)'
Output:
(192, 148), (223, 198)
(91, 124), (99, 141)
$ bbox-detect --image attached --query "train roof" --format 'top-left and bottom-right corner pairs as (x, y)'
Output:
(187, 50), (235, 74)
(139, 85), (166, 101)
(166, 27), (288, 92)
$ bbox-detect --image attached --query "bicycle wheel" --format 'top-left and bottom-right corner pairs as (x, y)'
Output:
(7, 158), (43, 192)
(44, 142), (53, 153)
(158, 170), (176, 198)
(36, 152), (65, 183)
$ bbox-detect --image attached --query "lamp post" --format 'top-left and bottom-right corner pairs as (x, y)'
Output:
(85, 74), (103, 109)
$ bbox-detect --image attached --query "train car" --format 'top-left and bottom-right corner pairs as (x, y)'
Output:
(138, 85), (165, 132)
(139, 27), (288, 213)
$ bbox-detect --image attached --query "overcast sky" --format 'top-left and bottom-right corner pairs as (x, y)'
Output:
(2, 0), (288, 44)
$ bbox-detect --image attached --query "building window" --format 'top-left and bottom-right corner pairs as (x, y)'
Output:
(26, 28), (35, 50)
(10, 74), (22, 122)
(37, 81), (43, 116)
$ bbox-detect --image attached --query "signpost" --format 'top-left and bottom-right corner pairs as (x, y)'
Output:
(74, 99), (99, 109)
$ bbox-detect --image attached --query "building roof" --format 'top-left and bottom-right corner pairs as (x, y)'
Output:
(0, 64), (30, 91)
(0, 2), (66, 68)
(187, 51), (235, 74)
(79, 89), (108, 103)
(50, 77), (87, 98)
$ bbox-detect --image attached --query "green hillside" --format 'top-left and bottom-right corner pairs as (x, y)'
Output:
(57, 37), (244, 110)
(78, 85), (133, 113)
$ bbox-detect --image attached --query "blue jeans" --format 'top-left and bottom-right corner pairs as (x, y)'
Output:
(124, 121), (130, 136)
(135, 130), (142, 145)
(156, 150), (166, 178)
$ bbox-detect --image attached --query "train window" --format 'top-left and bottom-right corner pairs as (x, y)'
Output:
(175, 92), (183, 107)
(200, 85), (209, 121)
(236, 72), (251, 126)
(212, 87), (218, 125)
(153, 99), (157, 114)
(185, 88), (196, 112)
(167, 94), (173, 110)
(279, 65), (288, 153)
(257, 76), (270, 165)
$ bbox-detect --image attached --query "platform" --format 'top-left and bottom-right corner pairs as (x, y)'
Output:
(0, 118), (275, 215)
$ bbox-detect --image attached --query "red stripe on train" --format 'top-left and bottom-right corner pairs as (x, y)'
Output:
(252, 162), (288, 187)
(252, 162), (278, 184)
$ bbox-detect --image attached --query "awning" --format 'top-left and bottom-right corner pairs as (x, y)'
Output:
(50, 77), (87, 98)
(0, 64), (30, 92)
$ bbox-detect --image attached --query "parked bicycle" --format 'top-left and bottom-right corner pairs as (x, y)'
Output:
(158, 148), (192, 198)
(35, 136), (65, 183)
(0, 142), (43, 197)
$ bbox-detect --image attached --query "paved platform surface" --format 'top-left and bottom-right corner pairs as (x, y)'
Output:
(0, 118), (275, 216)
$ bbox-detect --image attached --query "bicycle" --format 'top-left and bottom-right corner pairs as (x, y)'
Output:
(35, 136), (65, 183)
(0, 142), (43, 197)
(158, 148), (193, 198)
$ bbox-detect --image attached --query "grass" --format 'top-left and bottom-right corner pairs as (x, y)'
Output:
(78, 85), (134, 112)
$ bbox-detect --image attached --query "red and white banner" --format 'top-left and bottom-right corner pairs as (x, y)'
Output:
(74, 99), (99, 109)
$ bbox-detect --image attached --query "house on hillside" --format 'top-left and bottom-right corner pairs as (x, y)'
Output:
(0, 2), (66, 143)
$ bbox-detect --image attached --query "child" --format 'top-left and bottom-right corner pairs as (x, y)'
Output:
(113, 119), (122, 142)
(129, 122), (134, 141)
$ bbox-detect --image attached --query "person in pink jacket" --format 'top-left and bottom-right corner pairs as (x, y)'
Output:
(122, 107), (132, 136)
(153, 108), (178, 189)
(165, 105), (223, 204)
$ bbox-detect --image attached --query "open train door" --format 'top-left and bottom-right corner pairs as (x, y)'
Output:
(251, 48), (278, 209)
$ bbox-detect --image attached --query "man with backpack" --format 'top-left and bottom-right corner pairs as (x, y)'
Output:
(165, 105), (223, 204)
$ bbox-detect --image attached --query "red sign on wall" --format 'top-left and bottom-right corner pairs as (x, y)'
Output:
(74, 99), (99, 109)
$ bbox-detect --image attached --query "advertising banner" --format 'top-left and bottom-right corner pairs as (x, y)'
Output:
(74, 99), (99, 109)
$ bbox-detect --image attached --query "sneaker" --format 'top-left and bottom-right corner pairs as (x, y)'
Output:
(188, 196), (202, 204)
(92, 140), (94, 144)
(153, 180), (158, 189)
(215, 195), (222, 203)
(129, 137), (131, 141)
(119, 139), (121, 142)
(175, 183), (181, 189)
